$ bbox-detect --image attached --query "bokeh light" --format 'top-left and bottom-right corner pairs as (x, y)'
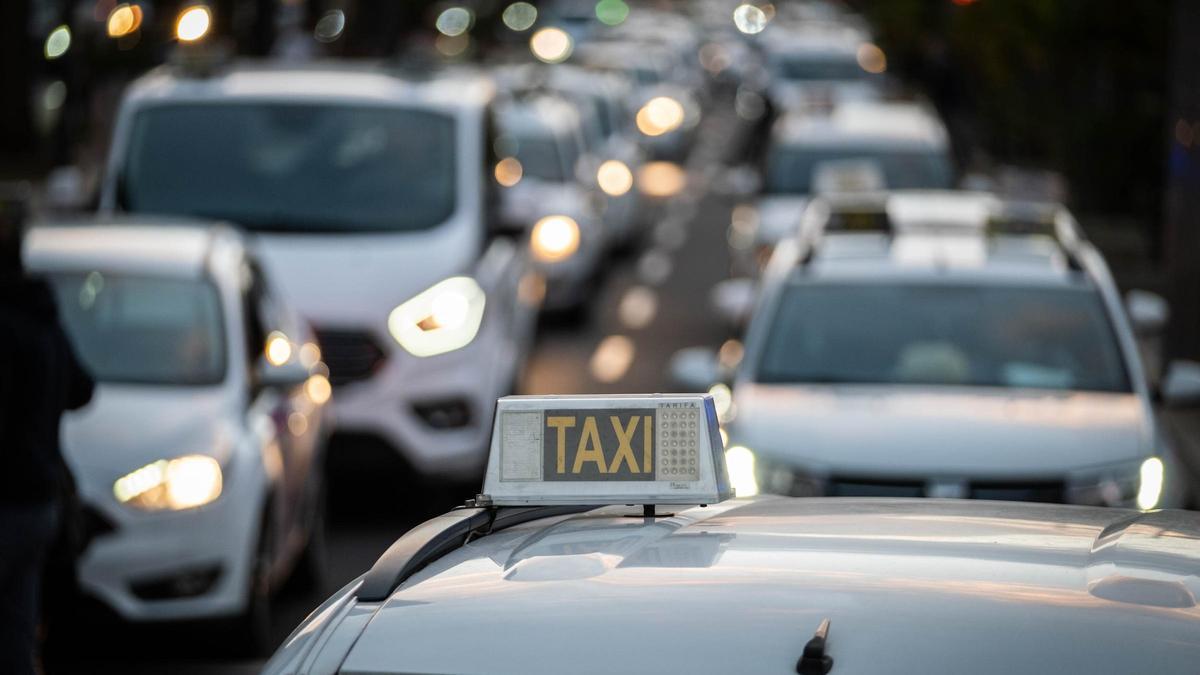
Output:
(636, 96), (685, 136)
(595, 0), (630, 26)
(176, 5), (212, 42)
(44, 25), (71, 60)
(530, 27), (573, 63)
(495, 157), (524, 187)
(436, 7), (472, 37)
(531, 215), (581, 262)
(733, 4), (768, 34)
(106, 4), (143, 38)
(314, 10), (345, 42)
(436, 33), (470, 57)
(856, 43), (887, 74)
(502, 2), (538, 31)
(597, 160), (634, 196)
(637, 162), (688, 198)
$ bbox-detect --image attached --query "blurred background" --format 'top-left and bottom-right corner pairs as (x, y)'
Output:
(3, 0), (1200, 672)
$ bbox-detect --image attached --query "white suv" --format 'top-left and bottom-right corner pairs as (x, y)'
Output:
(99, 62), (539, 481)
(677, 191), (1200, 509)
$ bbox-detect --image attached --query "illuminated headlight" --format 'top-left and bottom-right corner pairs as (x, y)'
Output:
(388, 276), (486, 357)
(636, 96), (685, 137)
(530, 215), (581, 263)
(596, 160), (634, 197)
(1137, 457), (1164, 510)
(725, 445), (758, 497)
(114, 455), (223, 511)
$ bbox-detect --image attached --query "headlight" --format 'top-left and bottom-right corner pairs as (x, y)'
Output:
(636, 96), (685, 137)
(388, 276), (486, 357)
(530, 215), (581, 263)
(725, 445), (759, 497)
(114, 455), (223, 511)
(596, 160), (634, 196)
(1137, 456), (1164, 510)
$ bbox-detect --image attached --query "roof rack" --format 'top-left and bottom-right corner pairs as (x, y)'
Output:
(790, 192), (1089, 272)
(356, 504), (595, 602)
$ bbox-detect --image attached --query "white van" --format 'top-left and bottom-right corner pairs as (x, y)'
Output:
(100, 62), (539, 481)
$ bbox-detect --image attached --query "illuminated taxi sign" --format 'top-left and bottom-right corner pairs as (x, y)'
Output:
(483, 395), (733, 506)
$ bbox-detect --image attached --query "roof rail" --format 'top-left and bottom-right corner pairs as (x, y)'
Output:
(356, 504), (595, 602)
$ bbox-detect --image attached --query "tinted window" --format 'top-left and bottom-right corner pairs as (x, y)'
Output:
(773, 55), (865, 81)
(48, 272), (226, 385)
(757, 283), (1131, 393)
(514, 134), (569, 182)
(122, 103), (457, 233)
(765, 145), (953, 194)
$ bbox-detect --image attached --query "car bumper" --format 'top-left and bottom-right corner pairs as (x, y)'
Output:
(326, 320), (518, 480)
(76, 461), (262, 622)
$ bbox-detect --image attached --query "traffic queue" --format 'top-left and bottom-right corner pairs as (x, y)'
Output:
(7, 0), (1200, 671)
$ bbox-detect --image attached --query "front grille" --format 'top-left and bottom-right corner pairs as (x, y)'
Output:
(314, 328), (387, 386)
(969, 481), (1065, 504)
(828, 478), (925, 498)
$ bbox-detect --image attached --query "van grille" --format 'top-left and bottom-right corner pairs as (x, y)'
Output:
(314, 328), (387, 386)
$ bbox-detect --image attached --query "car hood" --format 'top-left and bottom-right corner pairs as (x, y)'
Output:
(335, 499), (1200, 675)
(61, 384), (236, 502)
(755, 195), (809, 245)
(730, 384), (1151, 477)
(250, 222), (479, 328)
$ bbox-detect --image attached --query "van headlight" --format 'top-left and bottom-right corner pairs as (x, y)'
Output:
(1137, 457), (1164, 510)
(725, 445), (759, 497)
(114, 455), (223, 511)
(388, 276), (486, 357)
(530, 215), (581, 263)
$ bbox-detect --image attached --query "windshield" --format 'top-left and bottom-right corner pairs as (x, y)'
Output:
(757, 283), (1131, 393)
(765, 145), (953, 194)
(48, 272), (226, 385)
(773, 54), (865, 81)
(121, 103), (457, 233)
(513, 133), (573, 182)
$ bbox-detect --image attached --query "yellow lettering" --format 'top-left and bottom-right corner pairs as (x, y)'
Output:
(572, 416), (608, 474)
(547, 416), (576, 474)
(643, 415), (653, 473)
(609, 416), (640, 473)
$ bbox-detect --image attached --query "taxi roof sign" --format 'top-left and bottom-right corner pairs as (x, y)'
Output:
(482, 394), (733, 506)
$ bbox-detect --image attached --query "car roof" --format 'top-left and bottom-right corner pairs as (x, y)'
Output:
(496, 95), (582, 137)
(340, 497), (1200, 674)
(774, 102), (948, 148)
(23, 218), (240, 278)
(785, 191), (1089, 286)
(123, 60), (495, 109)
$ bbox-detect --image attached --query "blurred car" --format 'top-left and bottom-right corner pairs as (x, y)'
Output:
(575, 40), (703, 161)
(265, 394), (1200, 675)
(494, 93), (607, 313)
(733, 101), (954, 275)
(758, 20), (887, 111)
(98, 61), (539, 481)
(678, 191), (1198, 509)
(24, 220), (330, 652)
(525, 65), (651, 244)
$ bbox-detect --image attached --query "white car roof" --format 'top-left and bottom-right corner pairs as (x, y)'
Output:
(325, 498), (1200, 675)
(774, 102), (948, 148)
(23, 219), (240, 279)
(124, 61), (495, 109)
(496, 95), (582, 137)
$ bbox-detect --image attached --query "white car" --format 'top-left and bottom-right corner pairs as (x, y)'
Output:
(25, 220), (331, 651)
(758, 20), (886, 111)
(99, 62), (539, 481)
(681, 191), (1200, 509)
(264, 393), (1200, 675)
(734, 101), (954, 275)
(494, 94), (607, 313)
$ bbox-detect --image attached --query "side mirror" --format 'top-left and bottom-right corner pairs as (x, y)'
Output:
(710, 277), (757, 327)
(1162, 361), (1200, 408)
(44, 165), (88, 212)
(256, 358), (310, 390)
(1125, 290), (1169, 336)
(668, 347), (721, 392)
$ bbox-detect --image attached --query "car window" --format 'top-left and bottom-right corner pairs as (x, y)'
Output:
(765, 145), (954, 194)
(121, 103), (457, 233)
(512, 133), (569, 182)
(756, 282), (1132, 393)
(772, 54), (865, 81)
(48, 271), (227, 385)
